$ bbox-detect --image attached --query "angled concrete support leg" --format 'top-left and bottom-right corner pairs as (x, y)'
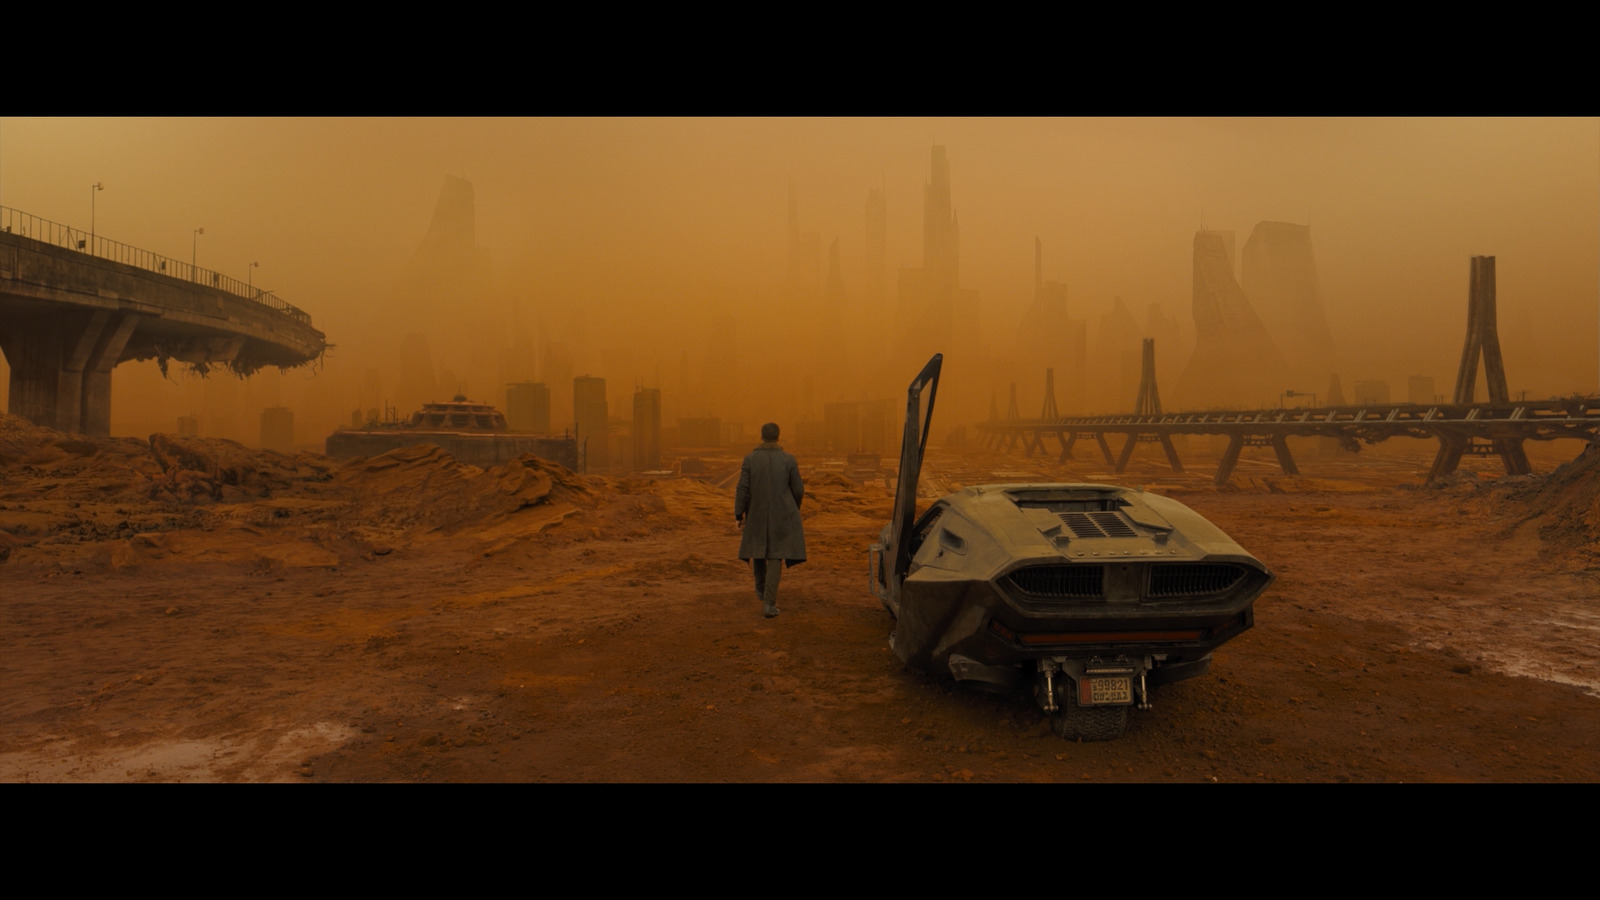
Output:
(1497, 438), (1531, 476)
(1215, 434), (1245, 487)
(1427, 433), (1467, 484)
(55, 310), (112, 434)
(1095, 434), (1114, 466)
(1115, 433), (1138, 473)
(80, 313), (140, 437)
(1057, 432), (1074, 463)
(1159, 435), (1184, 473)
(1271, 435), (1299, 476)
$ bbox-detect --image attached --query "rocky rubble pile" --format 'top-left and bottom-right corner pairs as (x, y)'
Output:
(147, 433), (339, 504)
(334, 443), (597, 534)
(0, 411), (633, 566)
(1505, 442), (1600, 565)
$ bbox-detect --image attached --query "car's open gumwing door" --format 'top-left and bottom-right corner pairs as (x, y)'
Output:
(889, 353), (942, 584)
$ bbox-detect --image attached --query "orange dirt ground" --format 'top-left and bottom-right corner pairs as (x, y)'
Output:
(2, 413), (1597, 783)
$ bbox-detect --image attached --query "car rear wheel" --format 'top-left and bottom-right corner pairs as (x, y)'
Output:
(1050, 684), (1129, 742)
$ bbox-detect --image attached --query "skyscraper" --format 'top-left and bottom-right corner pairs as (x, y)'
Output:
(396, 333), (437, 414)
(865, 187), (886, 305)
(541, 342), (574, 430)
(1093, 297), (1144, 411)
(1177, 230), (1289, 409)
(786, 178), (821, 306)
(260, 406), (294, 452)
(387, 177), (496, 413)
(506, 381), (551, 433)
(1240, 221), (1337, 391)
(632, 387), (662, 471)
(923, 146), (956, 289)
(897, 145), (979, 392)
(1017, 238), (1085, 412)
(573, 375), (608, 472)
(821, 236), (847, 374)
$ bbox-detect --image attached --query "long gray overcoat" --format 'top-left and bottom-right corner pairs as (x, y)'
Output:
(735, 442), (806, 564)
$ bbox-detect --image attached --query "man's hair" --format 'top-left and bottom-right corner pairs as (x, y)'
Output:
(761, 422), (780, 441)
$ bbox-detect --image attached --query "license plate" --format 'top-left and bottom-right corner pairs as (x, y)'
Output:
(1080, 676), (1132, 706)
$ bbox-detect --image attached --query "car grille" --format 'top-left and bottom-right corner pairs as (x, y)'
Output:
(1147, 563), (1247, 598)
(1006, 562), (1249, 603)
(1006, 565), (1104, 599)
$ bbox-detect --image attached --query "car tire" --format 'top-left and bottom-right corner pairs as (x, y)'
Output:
(1050, 682), (1129, 742)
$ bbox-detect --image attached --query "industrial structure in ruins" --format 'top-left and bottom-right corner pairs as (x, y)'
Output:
(0, 206), (325, 437)
(325, 394), (579, 470)
(978, 256), (1598, 485)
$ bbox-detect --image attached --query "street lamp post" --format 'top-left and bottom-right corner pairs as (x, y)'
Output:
(1281, 389), (1318, 409)
(90, 182), (102, 254)
(248, 261), (259, 296)
(192, 227), (204, 279)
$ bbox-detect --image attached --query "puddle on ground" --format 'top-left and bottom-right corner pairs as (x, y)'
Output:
(0, 721), (359, 783)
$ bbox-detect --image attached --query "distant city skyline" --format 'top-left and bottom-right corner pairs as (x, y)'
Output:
(0, 118), (1590, 447)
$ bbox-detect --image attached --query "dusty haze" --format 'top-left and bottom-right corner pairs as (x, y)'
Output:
(1, 117), (1594, 448)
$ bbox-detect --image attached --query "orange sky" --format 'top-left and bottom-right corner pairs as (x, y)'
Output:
(1, 117), (1595, 445)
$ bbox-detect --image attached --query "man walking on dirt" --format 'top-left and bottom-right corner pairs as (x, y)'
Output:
(735, 422), (806, 618)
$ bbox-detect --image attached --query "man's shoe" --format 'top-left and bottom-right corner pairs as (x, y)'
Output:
(763, 602), (779, 618)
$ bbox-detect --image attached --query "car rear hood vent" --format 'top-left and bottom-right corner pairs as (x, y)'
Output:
(1059, 510), (1137, 538)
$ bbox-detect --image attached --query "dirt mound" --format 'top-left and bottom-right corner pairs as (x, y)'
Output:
(0, 411), (63, 465)
(147, 433), (339, 504)
(808, 471), (861, 490)
(335, 445), (599, 536)
(1504, 442), (1600, 564)
(0, 412), (164, 504)
(0, 416), (625, 567)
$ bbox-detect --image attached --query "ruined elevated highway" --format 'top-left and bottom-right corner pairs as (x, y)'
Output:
(0, 208), (326, 436)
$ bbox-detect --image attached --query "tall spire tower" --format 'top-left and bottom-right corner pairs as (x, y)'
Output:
(895, 145), (979, 424)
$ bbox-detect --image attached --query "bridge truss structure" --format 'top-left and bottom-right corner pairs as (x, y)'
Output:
(976, 256), (1598, 486)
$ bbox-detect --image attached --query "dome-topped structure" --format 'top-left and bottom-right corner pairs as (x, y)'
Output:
(407, 397), (507, 432)
(327, 396), (575, 469)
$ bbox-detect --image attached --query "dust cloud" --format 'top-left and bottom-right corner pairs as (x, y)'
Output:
(1, 117), (1595, 452)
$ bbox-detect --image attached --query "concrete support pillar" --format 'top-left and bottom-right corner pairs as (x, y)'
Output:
(3, 321), (67, 429)
(0, 310), (137, 435)
(1271, 435), (1300, 476)
(1428, 432), (1467, 484)
(1496, 438), (1532, 476)
(1025, 430), (1044, 457)
(1067, 432), (1114, 465)
(55, 309), (112, 433)
(1115, 433), (1139, 473)
(1215, 434), (1245, 487)
(1159, 434), (1185, 473)
(80, 313), (139, 437)
(1115, 432), (1185, 474)
(78, 369), (110, 435)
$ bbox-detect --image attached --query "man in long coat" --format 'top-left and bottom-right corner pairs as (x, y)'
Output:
(735, 422), (806, 618)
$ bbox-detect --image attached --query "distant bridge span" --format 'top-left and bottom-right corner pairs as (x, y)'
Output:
(976, 399), (1600, 485)
(0, 207), (326, 436)
(978, 256), (1597, 486)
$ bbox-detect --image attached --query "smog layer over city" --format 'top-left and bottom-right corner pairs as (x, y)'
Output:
(2, 117), (1597, 782)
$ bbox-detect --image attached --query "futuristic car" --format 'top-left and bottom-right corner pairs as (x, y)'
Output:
(869, 354), (1274, 740)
